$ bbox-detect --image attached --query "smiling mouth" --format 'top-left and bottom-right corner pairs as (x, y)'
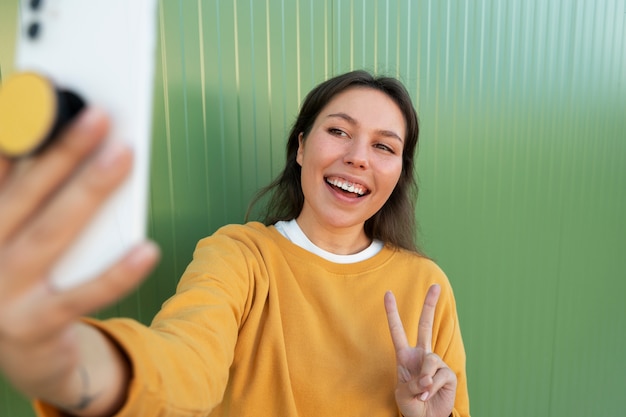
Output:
(325, 176), (370, 197)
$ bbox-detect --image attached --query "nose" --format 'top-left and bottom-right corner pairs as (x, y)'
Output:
(343, 140), (369, 169)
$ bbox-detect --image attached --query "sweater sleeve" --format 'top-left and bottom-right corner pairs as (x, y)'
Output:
(435, 278), (471, 417)
(34, 231), (257, 417)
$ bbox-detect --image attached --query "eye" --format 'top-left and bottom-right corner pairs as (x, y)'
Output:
(328, 128), (348, 137)
(374, 143), (396, 154)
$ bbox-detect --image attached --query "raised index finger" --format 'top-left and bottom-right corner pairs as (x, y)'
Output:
(416, 284), (441, 352)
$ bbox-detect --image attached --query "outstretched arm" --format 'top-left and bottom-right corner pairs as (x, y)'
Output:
(0, 108), (159, 416)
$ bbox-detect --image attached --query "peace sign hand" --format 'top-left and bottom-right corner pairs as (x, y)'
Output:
(384, 285), (457, 417)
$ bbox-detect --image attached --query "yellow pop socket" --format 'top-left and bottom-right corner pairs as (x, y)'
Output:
(0, 72), (85, 158)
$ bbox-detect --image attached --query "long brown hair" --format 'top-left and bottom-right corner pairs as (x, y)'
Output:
(247, 70), (422, 253)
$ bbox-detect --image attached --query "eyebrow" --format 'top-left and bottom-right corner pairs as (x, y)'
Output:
(326, 112), (404, 143)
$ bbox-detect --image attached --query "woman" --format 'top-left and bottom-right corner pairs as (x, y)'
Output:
(0, 70), (469, 416)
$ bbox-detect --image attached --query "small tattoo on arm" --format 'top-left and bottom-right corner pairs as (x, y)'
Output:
(63, 365), (100, 412)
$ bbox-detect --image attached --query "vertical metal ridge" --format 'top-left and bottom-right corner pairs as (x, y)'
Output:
(324, 0), (330, 78)
(196, 0), (211, 231)
(232, 0), (245, 204)
(248, 0), (259, 190)
(308, 0), (315, 83)
(383, 0), (389, 72)
(477, 0), (486, 101)
(233, 0), (241, 96)
(459, 0), (471, 105)
(280, 0), (288, 136)
(405, 0), (412, 80)
(336, 0), (342, 73)
(615, 2), (626, 93)
(413, 0), (422, 109)
(394, 0), (400, 78)
(158, 0), (179, 275)
(295, 0), (301, 102)
(349, 0), (354, 70)
(443, 0), (451, 97)
(214, 0), (228, 218)
(374, 0), (379, 72)
(265, 0), (274, 173)
(176, 1), (192, 186)
(361, 0), (367, 68)
(425, 0), (433, 98)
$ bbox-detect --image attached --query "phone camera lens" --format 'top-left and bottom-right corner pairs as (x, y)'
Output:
(27, 21), (41, 39)
(30, 0), (43, 11)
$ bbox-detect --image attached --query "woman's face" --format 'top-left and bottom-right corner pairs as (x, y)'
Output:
(296, 87), (405, 242)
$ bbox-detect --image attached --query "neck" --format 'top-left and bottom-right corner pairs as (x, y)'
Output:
(294, 216), (371, 255)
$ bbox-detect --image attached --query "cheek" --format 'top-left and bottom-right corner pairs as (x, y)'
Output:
(375, 171), (402, 204)
(381, 161), (404, 190)
(299, 140), (331, 169)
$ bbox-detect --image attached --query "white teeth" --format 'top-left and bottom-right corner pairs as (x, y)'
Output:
(327, 178), (366, 195)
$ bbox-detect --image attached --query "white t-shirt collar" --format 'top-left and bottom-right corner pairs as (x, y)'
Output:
(274, 219), (383, 264)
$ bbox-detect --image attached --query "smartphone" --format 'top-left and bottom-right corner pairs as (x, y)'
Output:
(14, 0), (158, 290)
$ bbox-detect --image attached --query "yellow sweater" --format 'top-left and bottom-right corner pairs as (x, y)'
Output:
(36, 222), (470, 416)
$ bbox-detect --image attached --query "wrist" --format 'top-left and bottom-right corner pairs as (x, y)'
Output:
(43, 323), (131, 417)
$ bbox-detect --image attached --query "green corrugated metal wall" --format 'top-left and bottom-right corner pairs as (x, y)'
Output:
(1, 1), (625, 416)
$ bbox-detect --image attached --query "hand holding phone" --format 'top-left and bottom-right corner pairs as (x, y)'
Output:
(0, 0), (158, 289)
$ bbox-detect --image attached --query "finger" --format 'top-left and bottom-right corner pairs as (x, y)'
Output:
(2, 140), (133, 290)
(41, 243), (158, 341)
(415, 352), (443, 391)
(421, 365), (457, 402)
(416, 284), (441, 352)
(3, 242), (160, 344)
(46, 242), (160, 323)
(0, 156), (12, 186)
(0, 108), (109, 243)
(384, 291), (409, 352)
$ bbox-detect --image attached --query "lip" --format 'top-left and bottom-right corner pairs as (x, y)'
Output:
(324, 174), (371, 200)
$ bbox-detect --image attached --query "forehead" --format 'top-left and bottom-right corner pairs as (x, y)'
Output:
(315, 87), (406, 136)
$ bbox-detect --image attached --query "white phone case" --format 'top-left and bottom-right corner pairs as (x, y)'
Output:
(15, 0), (158, 290)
